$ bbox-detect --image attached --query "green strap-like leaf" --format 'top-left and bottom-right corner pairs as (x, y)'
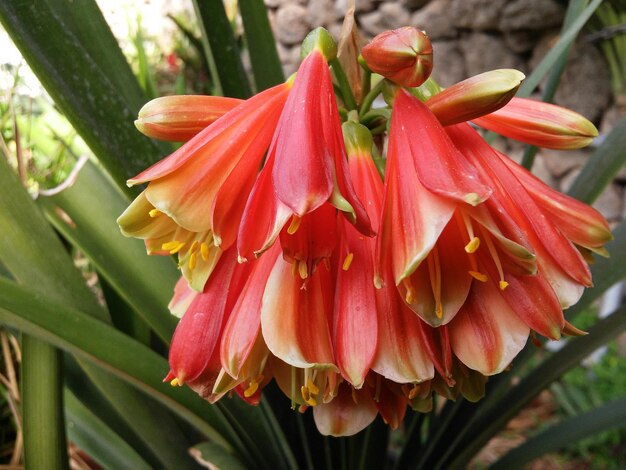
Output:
(64, 389), (152, 470)
(44, 0), (148, 112)
(190, 442), (247, 470)
(0, 277), (235, 452)
(22, 337), (69, 470)
(0, 0), (166, 192)
(492, 399), (626, 470)
(567, 116), (626, 204)
(440, 305), (626, 469)
(239, 0), (284, 91)
(192, 0), (252, 98)
(38, 160), (179, 343)
(517, 0), (603, 97)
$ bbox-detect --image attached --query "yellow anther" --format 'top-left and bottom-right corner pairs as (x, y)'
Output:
(403, 278), (416, 304)
(189, 240), (199, 253)
(469, 271), (488, 282)
(287, 216), (302, 235)
(306, 379), (319, 395)
(244, 380), (259, 398)
(298, 261), (308, 280)
(149, 208), (162, 218)
(200, 243), (210, 261)
(435, 302), (443, 319)
(301, 385), (318, 406)
(188, 252), (197, 270)
(499, 280), (509, 290)
(342, 252), (354, 271)
(464, 237), (480, 254)
(162, 240), (185, 254)
(170, 378), (183, 387)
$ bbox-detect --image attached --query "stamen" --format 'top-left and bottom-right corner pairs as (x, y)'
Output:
(342, 252), (354, 271)
(300, 385), (318, 406)
(290, 367), (297, 410)
(469, 270), (488, 282)
(298, 261), (308, 280)
(170, 377), (183, 387)
(287, 216), (302, 235)
(465, 237), (480, 254)
(188, 252), (197, 270)
(200, 243), (210, 261)
(189, 240), (199, 253)
(480, 227), (508, 290)
(306, 378), (320, 395)
(291, 261), (298, 278)
(403, 278), (416, 304)
(149, 208), (162, 218)
(244, 379), (259, 398)
(162, 240), (185, 254)
(427, 248), (443, 319)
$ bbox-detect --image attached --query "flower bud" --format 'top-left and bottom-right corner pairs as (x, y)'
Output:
(472, 97), (599, 149)
(301, 27), (338, 61)
(342, 121), (374, 159)
(135, 95), (242, 142)
(426, 69), (525, 126)
(361, 27), (433, 87)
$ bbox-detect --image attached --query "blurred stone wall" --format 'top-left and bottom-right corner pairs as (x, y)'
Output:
(267, 0), (624, 222)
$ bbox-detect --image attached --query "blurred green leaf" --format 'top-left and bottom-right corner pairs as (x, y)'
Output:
(190, 442), (247, 470)
(192, 0), (252, 98)
(492, 399), (626, 470)
(0, 0), (166, 193)
(239, 0), (284, 91)
(0, 276), (235, 453)
(441, 305), (626, 469)
(567, 116), (626, 204)
(65, 389), (152, 470)
(517, 0), (603, 97)
(38, 160), (179, 343)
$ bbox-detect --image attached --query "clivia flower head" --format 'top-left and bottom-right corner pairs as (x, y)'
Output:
(120, 21), (611, 436)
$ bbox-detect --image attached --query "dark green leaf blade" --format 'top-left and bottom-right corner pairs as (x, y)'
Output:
(492, 399), (626, 470)
(239, 0), (284, 91)
(0, 0), (166, 192)
(65, 389), (152, 470)
(567, 116), (626, 204)
(192, 0), (252, 98)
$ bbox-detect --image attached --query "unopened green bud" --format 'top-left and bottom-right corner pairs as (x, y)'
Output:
(301, 27), (337, 61)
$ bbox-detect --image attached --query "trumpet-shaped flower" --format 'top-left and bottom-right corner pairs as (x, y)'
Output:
(472, 97), (599, 149)
(237, 48), (372, 270)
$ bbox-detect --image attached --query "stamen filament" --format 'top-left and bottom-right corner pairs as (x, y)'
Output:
(479, 227), (508, 290)
(427, 247), (443, 319)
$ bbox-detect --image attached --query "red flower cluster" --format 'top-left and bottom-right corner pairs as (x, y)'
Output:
(119, 27), (610, 436)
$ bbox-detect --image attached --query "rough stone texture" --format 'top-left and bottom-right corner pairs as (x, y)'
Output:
(430, 40), (466, 87)
(459, 32), (526, 78)
(449, 0), (508, 31)
(499, 0), (565, 31)
(274, 4), (311, 45)
(411, 0), (457, 40)
(308, 0), (342, 28)
(540, 149), (590, 179)
(276, 42), (302, 76)
(336, 0), (378, 14)
(532, 36), (612, 122)
(359, 2), (411, 36)
(400, 0), (431, 11)
(503, 29), (542, 54)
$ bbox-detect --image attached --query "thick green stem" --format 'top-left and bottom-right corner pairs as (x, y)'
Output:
(330, 58), (357, 111)
(22, 336), (69, 470)
(359, 80), (384, 119)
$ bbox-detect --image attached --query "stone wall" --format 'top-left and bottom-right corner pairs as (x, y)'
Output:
(267, 0), (624, 222)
